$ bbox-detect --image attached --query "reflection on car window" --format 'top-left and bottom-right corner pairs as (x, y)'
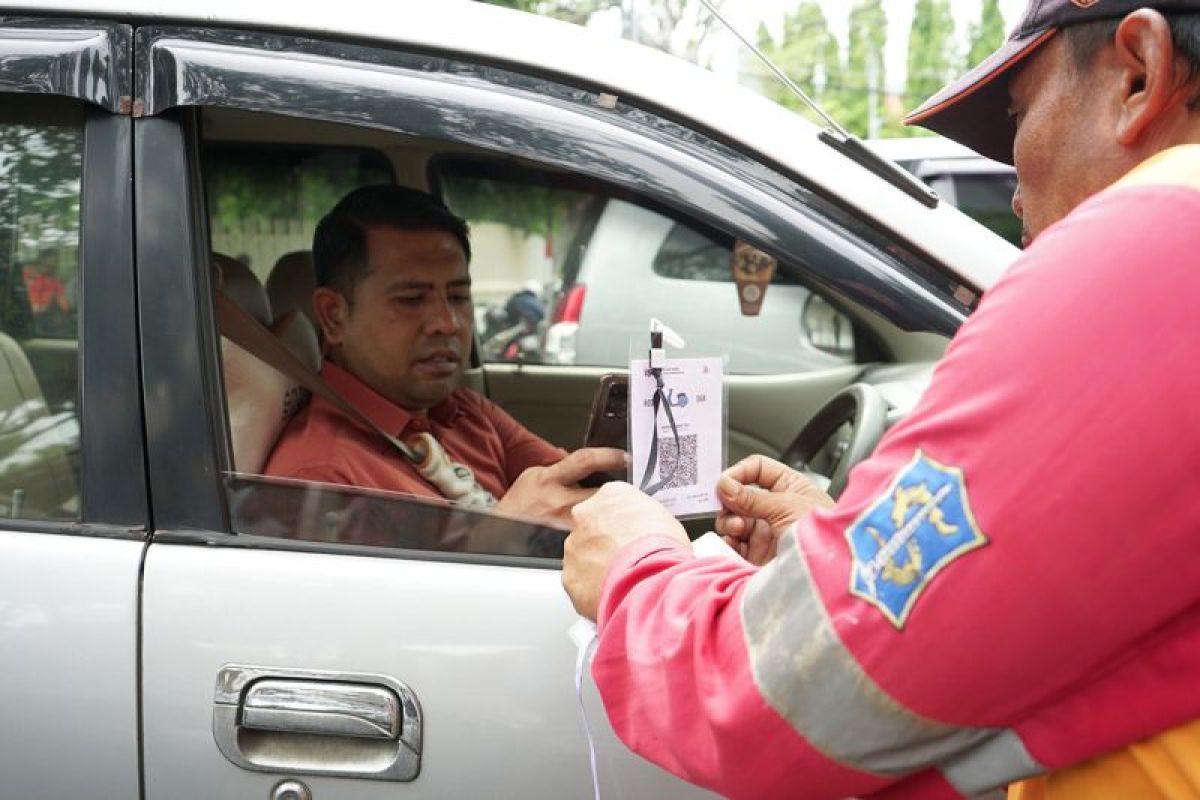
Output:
(205, 143), (393, 283)
(439, 172), (595, 365)
(440, 163), (851, 375)
(229, 474), (565, 559)
(0, 96), (83, 521)
(652, 223), (798, 286)
(950, 173), (1021, 248)
(652, 223), (729, 282)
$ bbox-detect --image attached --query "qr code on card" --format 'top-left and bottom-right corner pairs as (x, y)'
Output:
(658, 433), (698, 489)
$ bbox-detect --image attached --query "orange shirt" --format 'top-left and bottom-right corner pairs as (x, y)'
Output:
(264, 361), (566, 500)
(1009, 719), (1200, 800)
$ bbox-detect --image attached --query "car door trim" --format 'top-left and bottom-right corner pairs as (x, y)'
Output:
(0, 17), (130, 111)
(80, 106), (150, 528)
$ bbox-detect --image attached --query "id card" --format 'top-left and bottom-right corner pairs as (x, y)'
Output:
(629, 356), (724, 517)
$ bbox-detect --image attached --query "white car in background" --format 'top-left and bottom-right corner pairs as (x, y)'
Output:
(868, 136), (1021, 247)
(0, 2), (1017, 799)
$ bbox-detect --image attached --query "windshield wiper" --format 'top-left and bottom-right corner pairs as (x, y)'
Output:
(698, 0), (939, 209)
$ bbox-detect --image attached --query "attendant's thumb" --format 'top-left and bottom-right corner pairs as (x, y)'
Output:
(718, 475), (779, 518)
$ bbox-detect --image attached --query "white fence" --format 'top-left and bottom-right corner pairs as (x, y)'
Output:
(211, 218), (312, 281)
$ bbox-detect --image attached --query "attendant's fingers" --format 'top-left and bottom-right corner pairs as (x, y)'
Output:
(743, 518), (778, 566)
(717, 473), (804, 526)
(721, 454), (798, 493)
(714, 513), (746, 538)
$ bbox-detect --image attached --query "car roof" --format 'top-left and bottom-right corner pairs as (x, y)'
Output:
(12, 0), (1017, 290)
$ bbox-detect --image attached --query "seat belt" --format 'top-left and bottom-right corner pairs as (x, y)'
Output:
(214, 290), (497, 509)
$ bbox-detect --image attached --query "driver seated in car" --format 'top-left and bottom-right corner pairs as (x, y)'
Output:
(265, 185), (624, 528)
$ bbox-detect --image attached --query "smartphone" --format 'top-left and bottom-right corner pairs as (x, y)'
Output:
(580, 373), (629, 487)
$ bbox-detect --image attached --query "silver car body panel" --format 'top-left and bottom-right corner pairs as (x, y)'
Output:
(141, 543), (716, 799)
(0, 531), (142, 800)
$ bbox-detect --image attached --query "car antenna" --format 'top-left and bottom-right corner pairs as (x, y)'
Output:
(696, 0), (939, 208)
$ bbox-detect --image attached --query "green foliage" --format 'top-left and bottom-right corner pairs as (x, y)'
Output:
(480, 0), (619, 25)
(845, 0), (890, 138)
(758, 1), (844, 125)
(0, 115), (81, 340)
(967, 0), (1007, 68)
(0, 123), (80, 263)
(485, 0), (542, 10)
(441, 177), (566, 237)
(907, 0), (960, 113)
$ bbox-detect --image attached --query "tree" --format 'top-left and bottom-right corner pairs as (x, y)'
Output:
(967, 0), (1007, 68)
(845, 0), (889, 138)
(625, 0), (729, 64)
(482, 0), (543, 10)
(479, 0), (727, 65)
(907, 0), (960, 114)
(757, 2), (844, 127)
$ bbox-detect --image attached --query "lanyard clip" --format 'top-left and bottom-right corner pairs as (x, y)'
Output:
(649, 318), (684, 370)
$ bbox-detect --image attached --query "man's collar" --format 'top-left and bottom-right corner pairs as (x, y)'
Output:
(319, 361), (462, 434)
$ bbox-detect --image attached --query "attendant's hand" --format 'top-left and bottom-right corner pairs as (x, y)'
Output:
(496, 447), (628, 529)
(563, 482), (689, 621)
(715, 455), (835, 566)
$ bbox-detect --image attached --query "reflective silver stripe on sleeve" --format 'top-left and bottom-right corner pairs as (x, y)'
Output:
(740, 527), (1044, 785)
(941, 729), (1045, 796)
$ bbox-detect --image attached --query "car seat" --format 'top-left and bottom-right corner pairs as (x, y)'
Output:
(214, 253), (321, 474)
(0, 330), (78, 517)
(266, 250), (317, 328)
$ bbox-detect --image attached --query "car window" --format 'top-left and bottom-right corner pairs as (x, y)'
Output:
(438, 162), (853, 375)
(205, 143), (393, 284)
(201, 126), (568, 559)
(0, 96), (83, 521)
(945, 173), (1021, 248)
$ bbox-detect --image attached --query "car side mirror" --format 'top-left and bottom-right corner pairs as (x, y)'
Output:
(730, 241), (776, 317)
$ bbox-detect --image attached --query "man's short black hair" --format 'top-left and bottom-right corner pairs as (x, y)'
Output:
(313, 184), (471, 299)
(1063, 12), (1200, 104)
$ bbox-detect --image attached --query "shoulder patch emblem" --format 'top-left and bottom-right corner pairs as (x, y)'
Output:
(846, 450), (987, 629)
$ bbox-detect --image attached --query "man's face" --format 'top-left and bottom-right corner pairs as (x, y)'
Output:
(327, 226), (473, 413)
(1007, 36), (1123, 244)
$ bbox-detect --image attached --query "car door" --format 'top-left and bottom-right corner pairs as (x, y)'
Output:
(132, 26), (719, 799)
(0, 17), (147, 800)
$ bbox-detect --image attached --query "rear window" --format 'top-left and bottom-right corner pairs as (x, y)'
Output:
(950, 173), (1021, 248)
(204, 143), (393, 281)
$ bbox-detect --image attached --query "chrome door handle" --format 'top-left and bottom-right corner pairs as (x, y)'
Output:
(213, 665), (422, 782)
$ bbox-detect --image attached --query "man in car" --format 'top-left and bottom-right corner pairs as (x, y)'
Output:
(562, 2), (1200, 798)
(265, 185), (624, 528)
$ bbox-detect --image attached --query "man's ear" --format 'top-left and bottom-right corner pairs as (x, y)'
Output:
(1113, 10), (1192, 146)
(311, 287), (348, 345)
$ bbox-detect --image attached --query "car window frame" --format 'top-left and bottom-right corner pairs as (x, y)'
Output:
(136, 25), (968, 334)
(0, 18), (147, 535)
(132, 22), (962, 548)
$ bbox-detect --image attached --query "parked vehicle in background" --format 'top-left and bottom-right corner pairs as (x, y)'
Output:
(868, 137), (1021, 247)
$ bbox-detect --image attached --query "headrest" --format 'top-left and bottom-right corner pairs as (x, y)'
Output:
(266, 250), (317, 328)
(213, 253), (272, 326)
(272, 309), (321, 374)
